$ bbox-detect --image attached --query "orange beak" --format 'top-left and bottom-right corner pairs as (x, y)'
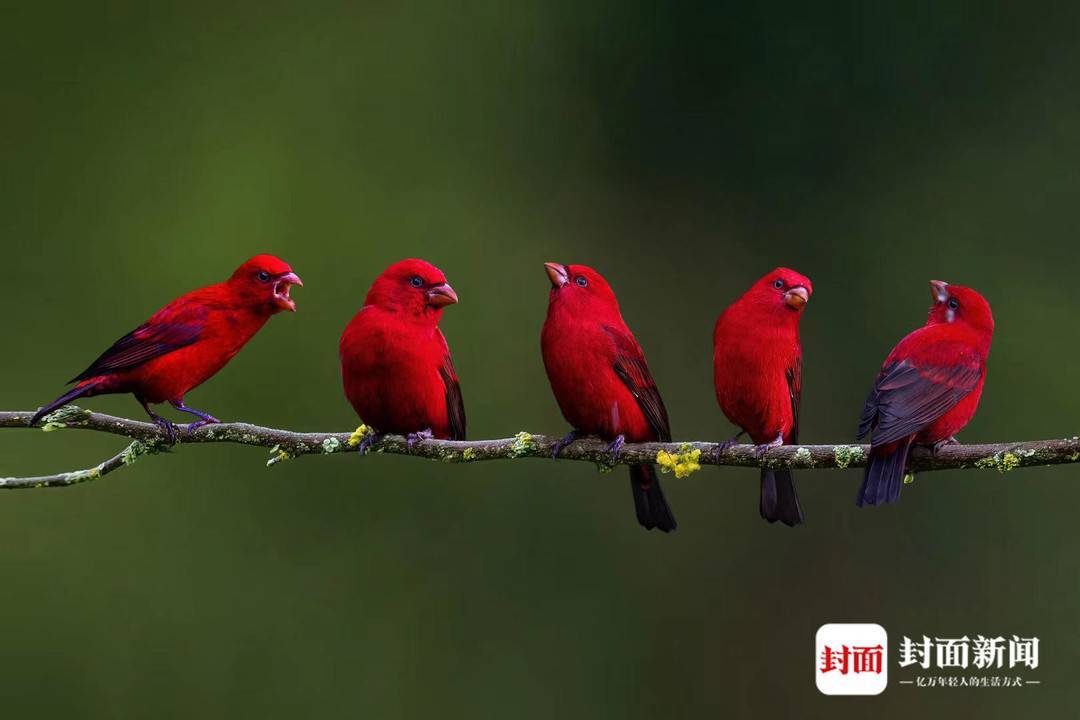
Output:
(784, 285), (809, 310)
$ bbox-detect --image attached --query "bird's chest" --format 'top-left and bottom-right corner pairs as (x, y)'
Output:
(714, 336), (795, 441)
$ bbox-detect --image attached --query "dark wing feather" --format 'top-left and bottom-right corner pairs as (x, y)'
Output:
(438, 355), (467, 441)
(857, 357), (981, 447)
(69, 305), (209, 382)
(787, 355), (802, 444)
(604, 325), (672, 442)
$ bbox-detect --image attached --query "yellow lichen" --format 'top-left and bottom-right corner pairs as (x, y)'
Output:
(347, 424), (372, 447)
(462, 448), (476, 461)
(656, 444), (702, 479)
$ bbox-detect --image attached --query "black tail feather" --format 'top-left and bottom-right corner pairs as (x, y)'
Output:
(630, 465), (676, 533)
(760, 469), (804, 526)
(30, 383), (99, 425)
(856, 438), (913, 507)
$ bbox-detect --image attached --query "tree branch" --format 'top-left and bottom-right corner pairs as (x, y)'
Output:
(1, 406), (1078, 489)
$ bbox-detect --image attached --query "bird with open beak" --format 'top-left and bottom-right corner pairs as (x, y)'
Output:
(340, 258), (465, 451)
(855, 280), (993, 507)
(713, 267), (813, 526)
(31, 254), (303, 438)
(541, 262), (677, 532)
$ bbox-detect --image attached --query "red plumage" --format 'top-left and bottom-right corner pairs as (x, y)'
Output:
(340, 259), (465, 443)
(713, 268), (812, 526)
(856, 281), (993, 506)
(31, 255), (302, 434)
(540, 263), (676, 533)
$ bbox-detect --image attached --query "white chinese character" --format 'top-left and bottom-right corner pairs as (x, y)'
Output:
(972, 635), (1006, 669)
(935, 636), (970, 669)
(1009, 636), (1039, 669)
(898, 636), (932, 669)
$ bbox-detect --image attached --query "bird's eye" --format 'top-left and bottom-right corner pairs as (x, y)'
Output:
(575, 275), (588, 287)
(947, 298), (959, 310)
(256, 271), (271, 283)
(773, 279), (785, 289)
(409, 276), (424, 288)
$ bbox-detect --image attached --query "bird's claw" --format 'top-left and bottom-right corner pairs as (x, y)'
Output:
(551, 430), (584, 459)
(713, 433), (746, 462)
(931, 436), (959, 455)
(406, 429), (434, 450)
(356, 432), (380, 455)
(605, 435), (626, 464)
(152, 416), (179, 444)
(755, 433), (784, 458)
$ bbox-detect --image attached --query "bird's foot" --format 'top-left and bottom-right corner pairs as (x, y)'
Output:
(605, 435), (626, 464)
(406, 429), (434, 451)
(151, 416), (179, 444)
(713, 431), (747, 462)
(755, 433), (784, 458)
(187, 415), (220, 431)
(356, 432), (381, 456)
(551, 430), (585, 459)
(169, 401), (220, 431)
(931, 436), (959, 456)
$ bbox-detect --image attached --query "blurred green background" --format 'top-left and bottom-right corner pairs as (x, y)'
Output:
(2, 1), (1078, 717)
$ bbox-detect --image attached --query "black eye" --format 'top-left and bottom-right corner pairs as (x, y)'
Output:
(410, 276), (424, 288)
(256, 271), (271, 283)
(773, 279), (785, 289)
(575, 276), (588, 287)
(947, 298), (959, 310)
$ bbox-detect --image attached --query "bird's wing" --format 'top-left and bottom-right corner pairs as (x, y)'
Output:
(604, 324), (672, 442)
(69, 302), (209, 382)
(857, 348), (982, 446)
(438, 353), (467, 441)
(787, 355), (802, 444)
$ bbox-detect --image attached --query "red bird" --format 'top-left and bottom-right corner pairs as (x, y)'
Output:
(340, 259), (465, 449)
(541, 263), (676, 533)
(856, 281), (993, 506)
(713, 268), (812, 526)
(31, 255), (302, 437)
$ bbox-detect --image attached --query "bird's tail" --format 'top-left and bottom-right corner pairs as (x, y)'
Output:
(30, 381), (102, 425)
(760, 469), (805, 526)
(856, 438), (913, 507)
(630, 465), (677, 533)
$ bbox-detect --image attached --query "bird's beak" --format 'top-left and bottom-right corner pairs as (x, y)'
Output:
(427, 282), (459, 308)
(273, 272), (303, 312)
(784, 285), (809, 309)
(544, 262), (569, 288)
(930, 280), (949, 303)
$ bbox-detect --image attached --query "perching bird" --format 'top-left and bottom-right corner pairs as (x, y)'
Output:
(540, 263), (676, 533)
(713, 268), (812, 527)
(31, 255), (302, 438)
(340, 259), (465, 450)
(856, 281), (993, 507)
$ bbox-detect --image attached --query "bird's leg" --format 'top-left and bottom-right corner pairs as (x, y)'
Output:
(137, 396), (178, 444)
(551, 429), (585, 459)
(170, 400), (220, 430)
(406, 428), (434, 450)
(605, 434), (626, 464)
(931, 436), (960, 456)
(755, 432), (784, 457)
(714, 430), (748, 461)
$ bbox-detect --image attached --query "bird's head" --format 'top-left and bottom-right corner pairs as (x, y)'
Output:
(927, 281), (994, 336)
(745, 267), (813, 317)
(229, 255), (303, 313)
(365, 258), (458, 318)
(544, 262), (620, 313)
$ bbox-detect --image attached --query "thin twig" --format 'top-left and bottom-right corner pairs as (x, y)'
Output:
(1, 406), (1078, 489)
